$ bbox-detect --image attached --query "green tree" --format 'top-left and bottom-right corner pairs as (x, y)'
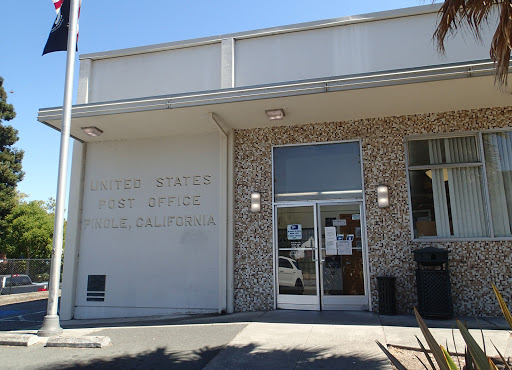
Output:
(4, 200), (57, 259)
(0, 77), (15, 122)
(434, 0), (512, 86)
(0, 76), (24, 241)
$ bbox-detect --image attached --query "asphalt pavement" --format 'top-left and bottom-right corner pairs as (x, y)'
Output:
(0, 299), (47, 331)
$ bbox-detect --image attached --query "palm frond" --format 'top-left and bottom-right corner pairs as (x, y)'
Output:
(434, 0), (512, 86)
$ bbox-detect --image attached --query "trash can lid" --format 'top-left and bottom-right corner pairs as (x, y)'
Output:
(413, 246), (449, 264)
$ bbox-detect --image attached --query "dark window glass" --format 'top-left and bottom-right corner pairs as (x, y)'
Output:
(279, 258), (293, 269)
(408, 136), (479, 166)
(408, 136), (488, 238)
(274, 142), (362, 202)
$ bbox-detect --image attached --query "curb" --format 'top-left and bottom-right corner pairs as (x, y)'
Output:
(46, 336), (111, 348)
(0, 334), (111, 348)
(0, 291), (60, 306)
(0, 334), (44, 347)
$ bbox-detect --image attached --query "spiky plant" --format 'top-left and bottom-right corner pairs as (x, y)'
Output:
(377, 284), (512, 369)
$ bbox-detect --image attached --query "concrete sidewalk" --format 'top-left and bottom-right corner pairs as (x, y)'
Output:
(0, 310), (510, 369)
(204, 311), (390, 369)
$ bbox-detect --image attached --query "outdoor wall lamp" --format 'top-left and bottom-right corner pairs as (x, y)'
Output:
(265, 109), (285, 120)
(251, 192), (261, 213)
(81, 126), (103, 137)
(377, 185), (390, 208)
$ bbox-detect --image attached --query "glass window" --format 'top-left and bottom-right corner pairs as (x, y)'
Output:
(483, 131), (512, 237)
(408, 136), (479, 166)
(408, 135), (489, 238)
(290, 259), (300, 270)
(279, 257), (293, 269)
(273, 142), (362, 202)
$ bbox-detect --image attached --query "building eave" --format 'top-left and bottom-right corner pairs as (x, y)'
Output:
(38, 60), (512, 143)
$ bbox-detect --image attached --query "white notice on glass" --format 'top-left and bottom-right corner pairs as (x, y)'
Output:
(337, 240), (352, 255)
(332, 219), (347, 227)
(325, 227), (337, 255)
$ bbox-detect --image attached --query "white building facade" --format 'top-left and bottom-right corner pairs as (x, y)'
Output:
(38, 4), (512, 319)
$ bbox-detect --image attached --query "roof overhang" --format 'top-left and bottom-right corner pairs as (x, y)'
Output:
(38, 60), (512, 143)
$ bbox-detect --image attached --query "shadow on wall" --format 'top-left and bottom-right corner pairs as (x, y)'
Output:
(41, 344), (390, 369)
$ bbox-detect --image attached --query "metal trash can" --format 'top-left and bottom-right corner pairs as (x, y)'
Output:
(413, 246), (452, 318)
(377, 276), (396, 315)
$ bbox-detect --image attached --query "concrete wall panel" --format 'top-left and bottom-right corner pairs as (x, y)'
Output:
(89, 44), (221, 102)
(74, 133), (220, 319)
(235, 12), (492, 87)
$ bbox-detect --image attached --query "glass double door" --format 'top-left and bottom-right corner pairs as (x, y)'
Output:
(275, 203), (368, 310)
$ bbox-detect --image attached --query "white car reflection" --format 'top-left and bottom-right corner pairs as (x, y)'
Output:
(278, 256), (304, 294)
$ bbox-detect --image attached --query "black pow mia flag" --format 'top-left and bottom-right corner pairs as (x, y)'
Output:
(43, 0), (77, 55)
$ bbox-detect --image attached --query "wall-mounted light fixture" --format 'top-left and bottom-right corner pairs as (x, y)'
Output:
(81, 126), (103, 137)
(251, 192), (261, 213)
(265, 109), (285, 120)
(377, 185), (390, 208)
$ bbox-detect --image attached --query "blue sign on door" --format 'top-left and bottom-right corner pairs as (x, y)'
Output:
(287, 224), (302, 240)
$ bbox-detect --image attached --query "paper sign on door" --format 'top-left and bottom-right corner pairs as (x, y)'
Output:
(337, 240), (352, 255)
(325, 227), (337, 255)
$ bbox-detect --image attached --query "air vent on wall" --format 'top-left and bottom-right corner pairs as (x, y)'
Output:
(87, 275), (106, 302)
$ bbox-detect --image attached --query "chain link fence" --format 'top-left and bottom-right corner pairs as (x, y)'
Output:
(0, 259), (54, 295)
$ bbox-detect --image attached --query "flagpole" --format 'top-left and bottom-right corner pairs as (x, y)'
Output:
(38, 0), (80, 337)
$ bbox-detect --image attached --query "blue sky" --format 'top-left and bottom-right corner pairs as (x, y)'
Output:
(0, 0), (440, 207)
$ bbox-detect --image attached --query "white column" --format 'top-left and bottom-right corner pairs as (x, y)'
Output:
(221, 38), (235, 88)
(219, 38), (236, 313)
(209, 113), (234, 313)
(77, 58), (92, 104)
(226, 128), (235, 313)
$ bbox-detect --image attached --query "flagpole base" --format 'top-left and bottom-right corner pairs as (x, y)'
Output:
(37, 315), (63, 337)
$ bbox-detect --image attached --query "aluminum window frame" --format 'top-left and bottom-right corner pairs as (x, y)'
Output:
(405, 129), (512, 241)
(271, 139), (369, 309)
